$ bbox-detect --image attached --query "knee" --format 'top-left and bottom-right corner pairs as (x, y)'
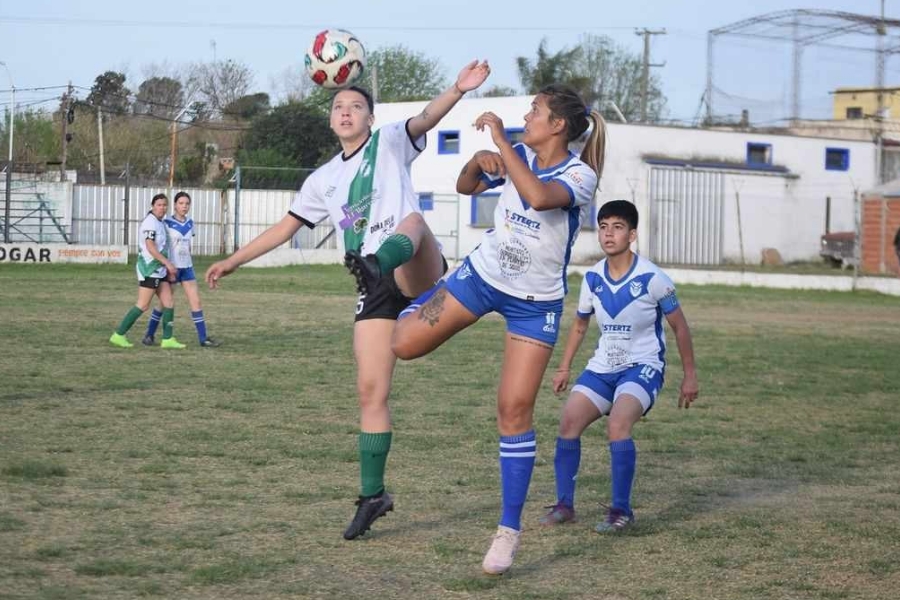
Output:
(497, 398), (534, 432)
(390, 325), (425, 361)
(606, 417), (634, 441)
(357, 378), (389, 410)
(558, 410), (586, 439)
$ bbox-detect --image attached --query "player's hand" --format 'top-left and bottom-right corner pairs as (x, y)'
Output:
(165, 262), (177, 282)
(552, 368), (571, 394)
(456, 60), (490, 93)
(206, 260), (235, 289)
(679, 371), (699, 409)
(474, 150), (506, 177)
(475, 112), (508, 148)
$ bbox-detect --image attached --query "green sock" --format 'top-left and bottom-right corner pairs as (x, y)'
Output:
(374, 234), (414, 275)
(359, 431), (392, 497)
(162, 308), (175, 340)
(116, 306), (144, 335)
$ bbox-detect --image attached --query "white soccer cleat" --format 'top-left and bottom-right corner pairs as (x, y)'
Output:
(482, 525), (521, 575)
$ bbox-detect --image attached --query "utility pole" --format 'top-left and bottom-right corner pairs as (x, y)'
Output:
(0, 61), (14, 243)
(97, 106), (106, 185)
(875, 0), (887, 183)
(635, 28), (666, 123)
(59, 82), (74, 182)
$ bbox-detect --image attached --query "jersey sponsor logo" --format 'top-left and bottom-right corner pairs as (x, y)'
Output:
(602, 324), (632, 334)
(498, 237), (532, 279)
(503, 209), (541, 240)
(629, 280), (643, 298)
(325, 185), (337, 198)
(369, 215), (395, 235)
(542, 311), (557, 333)
(338, 194), (375, 230)
(565, 171), (583, 186)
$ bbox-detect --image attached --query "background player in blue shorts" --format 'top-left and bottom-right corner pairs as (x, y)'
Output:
(539, 199), (699, 533)
(205, 61), (490, 541)
(142, 191), (219, 347)
(392, 84), (607, 575)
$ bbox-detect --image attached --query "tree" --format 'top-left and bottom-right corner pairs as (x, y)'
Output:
(480, 85), (520, 98)
(188, 59), (254, 116)
(243, 101), (337, 167)
(516, 40), (587, 95)
(516, 35), (667, 123)
(222, 93), (271, 120)
(576, 34), (666, 122)
(86, 71), (131, 115)
(134, 77), (184, 119)
(364, 45), (446, 102)
(0, 108), (60, 164)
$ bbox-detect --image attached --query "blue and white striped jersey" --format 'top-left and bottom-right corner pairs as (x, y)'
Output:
(165, 216), (194, 269)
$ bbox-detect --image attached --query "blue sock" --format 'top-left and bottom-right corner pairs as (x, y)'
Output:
(398, 281), (443, 321)
(609, 438), (636, 515)
(554, 437), (581, 509)
(192, 310), (207, 343)
(498, 430), (536, 531)
(145, 309), (163, 338)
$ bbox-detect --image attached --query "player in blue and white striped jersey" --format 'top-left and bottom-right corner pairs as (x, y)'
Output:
(540, 200), (699, 534)
(392, 84), (607, 575)
(142, 191), (219, 347)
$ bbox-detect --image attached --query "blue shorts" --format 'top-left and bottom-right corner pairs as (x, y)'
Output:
(572, 364), (664, 416)
(172, 267), (196, 283)
(443, 258), (563, 345)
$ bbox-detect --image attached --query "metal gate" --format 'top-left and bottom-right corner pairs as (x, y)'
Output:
(648, 166), (725, 265)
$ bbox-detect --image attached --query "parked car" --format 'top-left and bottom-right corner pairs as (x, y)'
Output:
(820, 231), (855, 268)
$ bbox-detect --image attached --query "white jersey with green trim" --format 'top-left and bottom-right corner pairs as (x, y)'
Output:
(288, 120), (425, 254)
(467, 144), (597, 302)
(165, 216), (194, 269)
(136, 212), (169, 280)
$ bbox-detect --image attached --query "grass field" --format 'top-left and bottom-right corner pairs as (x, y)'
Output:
(1, 260), (899, 600)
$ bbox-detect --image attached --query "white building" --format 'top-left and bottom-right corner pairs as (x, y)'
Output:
(374, 95), (878, 265)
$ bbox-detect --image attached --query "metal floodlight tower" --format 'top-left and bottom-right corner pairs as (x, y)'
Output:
(705, 9), (900, 125)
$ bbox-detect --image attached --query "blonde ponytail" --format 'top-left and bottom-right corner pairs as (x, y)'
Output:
(580, 109), (607, 184)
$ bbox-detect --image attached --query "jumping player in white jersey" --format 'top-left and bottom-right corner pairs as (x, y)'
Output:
(142, 191), (219, 348)
(204, 60), (490, 541)
(109, 193), (185, 349)
(539, 199), (699, 534)
(391, 84), (607, 575)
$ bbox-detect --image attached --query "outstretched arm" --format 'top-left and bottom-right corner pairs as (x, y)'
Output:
(406, 60), (490, 140)
(205, 214), (303, 288)
(551, 314), (592, 393)
(664, 307), (699, 408)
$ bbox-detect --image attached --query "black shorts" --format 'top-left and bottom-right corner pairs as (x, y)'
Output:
(355, 270), (412, 322)
(354, 257), (449, 322)
(138, 276), (164, 290)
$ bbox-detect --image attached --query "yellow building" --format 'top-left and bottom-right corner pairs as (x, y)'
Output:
(832, 87), (900, 120)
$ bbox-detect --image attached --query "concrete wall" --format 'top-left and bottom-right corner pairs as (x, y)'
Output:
(373, 95), (877, 264)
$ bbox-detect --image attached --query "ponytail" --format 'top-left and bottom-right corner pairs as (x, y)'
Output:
(580, 109), (607, 184)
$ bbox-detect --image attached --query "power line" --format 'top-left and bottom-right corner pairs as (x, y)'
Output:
(0, 15), (643, 32)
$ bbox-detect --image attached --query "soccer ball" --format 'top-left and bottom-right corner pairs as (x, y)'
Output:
(304, 29), (366, 89)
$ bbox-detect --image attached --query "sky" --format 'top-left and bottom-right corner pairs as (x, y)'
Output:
(1, 0), (898, 126)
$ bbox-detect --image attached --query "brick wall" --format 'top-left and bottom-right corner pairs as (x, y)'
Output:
(861, 196), (900, 274)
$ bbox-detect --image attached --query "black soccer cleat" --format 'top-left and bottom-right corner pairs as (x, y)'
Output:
(141, 335), (155, 347)
(344, 250), (382, 295)
(199, 337), (221, 348)
(343, 492), (394, 540)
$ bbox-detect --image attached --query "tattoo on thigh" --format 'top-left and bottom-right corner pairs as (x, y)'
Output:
(418, 289), (446, 327)
(509, 334), (552, 350)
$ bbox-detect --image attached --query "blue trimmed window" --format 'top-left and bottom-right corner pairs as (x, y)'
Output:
(825, 148), (850, 171)
(418, 192), (434, 211)
(747, 142), (772, 166)
(470, 193), (500, 227)
(438, 130), (460, 154)
(505, 127), (525, 144)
